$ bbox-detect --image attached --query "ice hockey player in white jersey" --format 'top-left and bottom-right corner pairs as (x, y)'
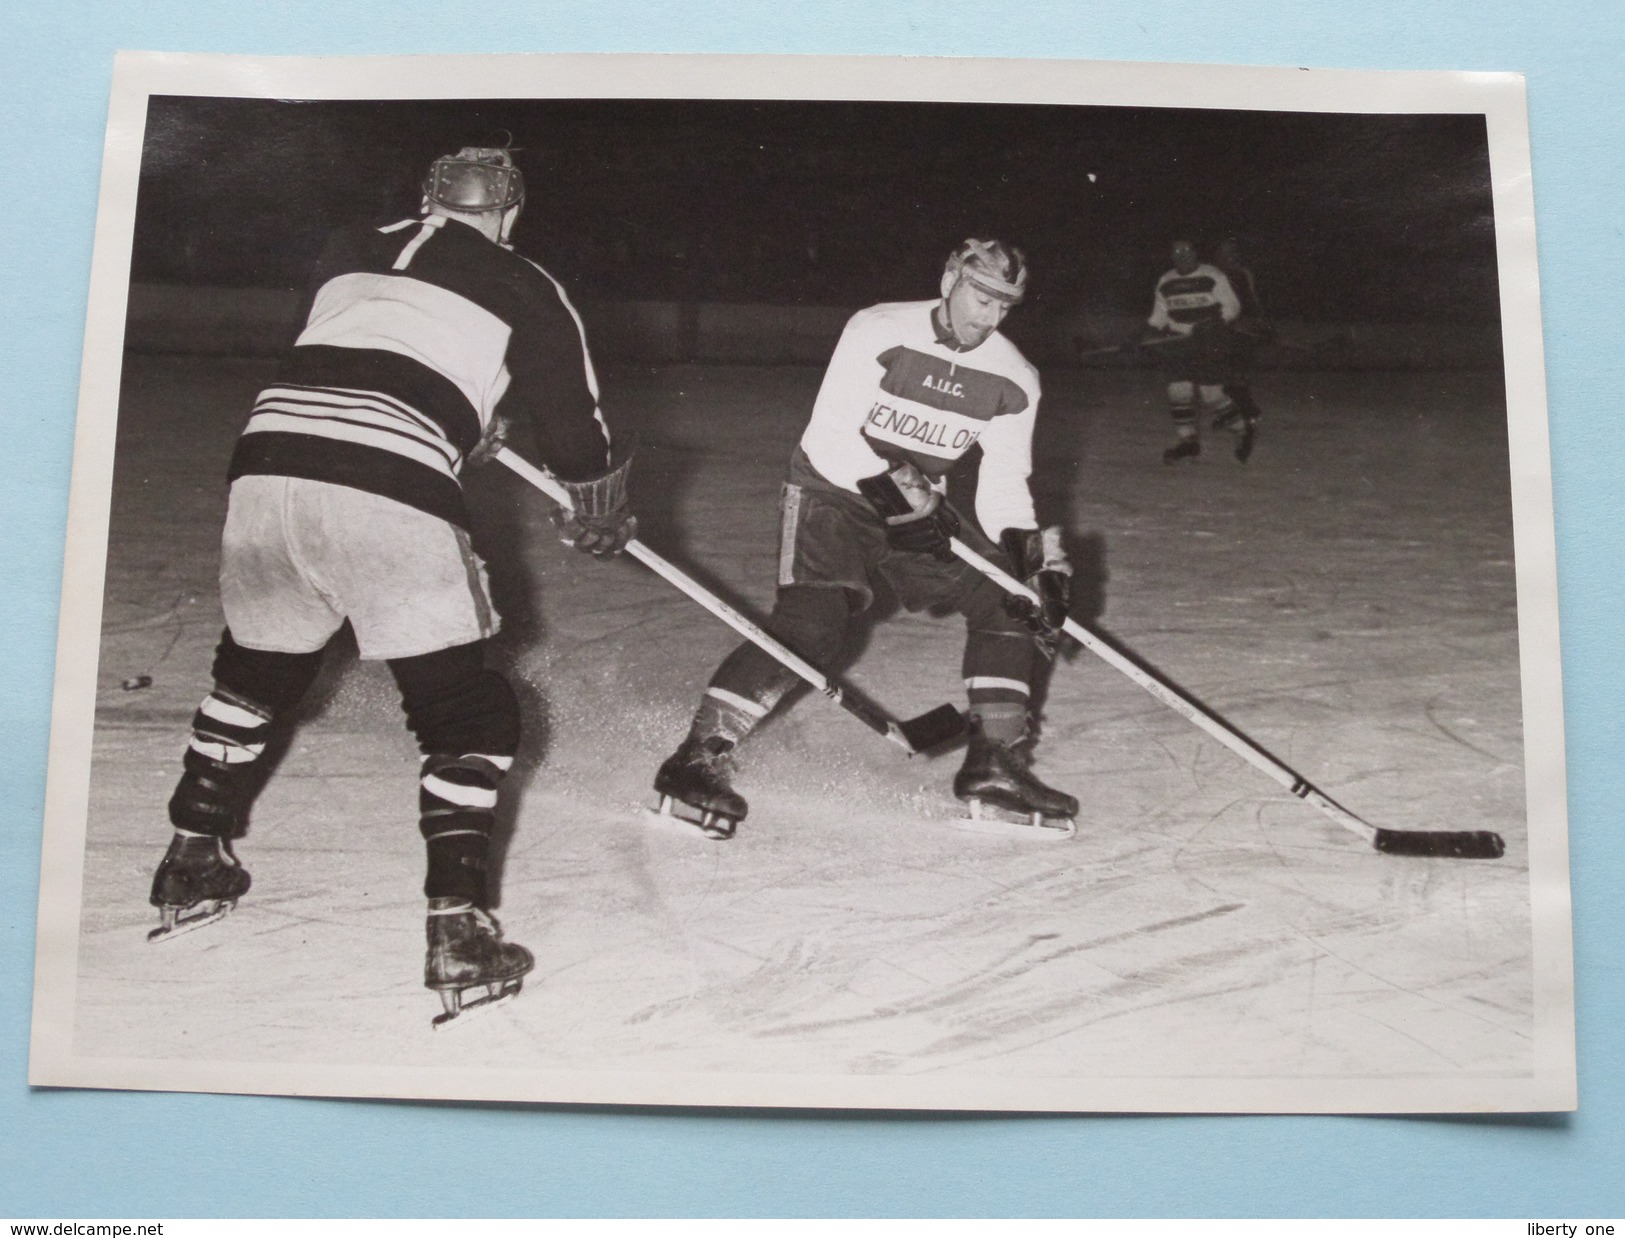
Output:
(651, 239), (1078, 837)
(1141, 239), (1246, 464)
(146, 147), (636, 1026)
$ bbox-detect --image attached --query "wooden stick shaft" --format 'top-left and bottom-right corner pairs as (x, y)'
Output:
(948, 537), (1378, 845)
(496, 448), (914, 749)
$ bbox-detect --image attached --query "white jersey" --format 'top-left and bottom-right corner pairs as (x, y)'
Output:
(798, 299), (1040, 539)
(1147, 262), (1241, 336)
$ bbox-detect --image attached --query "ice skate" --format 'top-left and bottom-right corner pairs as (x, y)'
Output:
(1232, 412), (1259, 463)
(648, 735), (748, 840)
(1162, 437), (1200, 465)
(1215, 399), (1261, 462)
(147, 830), (252, 942)
(425, 898), (534, 1029)
(951, 720), (1078, 840)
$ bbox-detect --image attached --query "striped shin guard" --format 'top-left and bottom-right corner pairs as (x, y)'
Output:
(689, 683), (786, 747)
(964, 673), (1031, 745)
(419, 752), (515, 905)
(168, 689), (274, 837)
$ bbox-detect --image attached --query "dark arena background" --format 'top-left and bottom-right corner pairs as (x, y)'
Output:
(76, 94), (1530, 1097)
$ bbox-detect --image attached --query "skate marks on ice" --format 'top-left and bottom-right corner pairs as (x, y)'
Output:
(511, 763), (1530, 1083)
(480, 663), (1525, 1083)
(66, 362), (1535, 1095)
(515, 366), (1533, 1080)
(75, 754), (1530, 1083)
(75, 694), (549, 1062)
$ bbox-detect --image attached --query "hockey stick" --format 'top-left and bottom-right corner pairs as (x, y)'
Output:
(1073, 333), (1192, 361)
(495, 448), (965, 755)
(1073, 343), (1130, 361)
(950, 538), (1505, 859)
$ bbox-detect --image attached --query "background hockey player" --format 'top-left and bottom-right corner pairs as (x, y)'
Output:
(651, 239), (1078, 836)
(1210, 236), (1270, 462)
(1139, 238), (1245, 464)
(147, 146), (636, 1025)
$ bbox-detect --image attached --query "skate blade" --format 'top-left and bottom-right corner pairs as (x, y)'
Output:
(147, 899), (236, 943)
(640, 797), (738, 841)
(430, 978), (525, 1031)
(950, 802), (1076, 841)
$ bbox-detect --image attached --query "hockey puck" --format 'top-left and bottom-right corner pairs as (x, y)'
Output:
(121, 675), (153, 691)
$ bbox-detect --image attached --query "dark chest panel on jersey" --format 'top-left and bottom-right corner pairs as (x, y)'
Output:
(874, 345), (1028, 421)
(1158, 273), (1226, 324)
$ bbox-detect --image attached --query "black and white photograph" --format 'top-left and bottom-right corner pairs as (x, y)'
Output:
(28, 51), (1572, 1112)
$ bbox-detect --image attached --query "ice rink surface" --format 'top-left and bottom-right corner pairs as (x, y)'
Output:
(74, 354), (1531, 1093)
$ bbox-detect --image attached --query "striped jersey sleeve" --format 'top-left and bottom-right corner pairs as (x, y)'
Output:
(229, 216), (612, 529)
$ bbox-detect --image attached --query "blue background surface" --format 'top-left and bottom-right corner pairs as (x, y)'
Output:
(2, 0), (1620, 1218)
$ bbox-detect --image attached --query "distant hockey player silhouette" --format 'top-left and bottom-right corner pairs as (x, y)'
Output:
(1143, 238), (1245, 464)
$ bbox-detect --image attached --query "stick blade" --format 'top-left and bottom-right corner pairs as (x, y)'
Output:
(897, 705), (968, 754)
(1372, 828), (1506, 860)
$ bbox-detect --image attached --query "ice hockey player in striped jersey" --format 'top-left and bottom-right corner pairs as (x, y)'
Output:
(147, 146), (636, 1027)
(650, 239), (1079, 838)
(1141, 239), (1245, 464)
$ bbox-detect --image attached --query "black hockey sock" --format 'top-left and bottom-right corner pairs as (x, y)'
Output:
(1223, 385), (1260, 417)
(962, 583), (1037, 745)
(390, 643), (521, 757)
(211, 628), (324, 714)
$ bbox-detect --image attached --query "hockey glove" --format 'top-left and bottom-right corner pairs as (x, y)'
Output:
(1000, 526), (1072, 654)
(856, 461), (960, 562)
(551, 448), (637, 557)
(464, 413), (510, 469)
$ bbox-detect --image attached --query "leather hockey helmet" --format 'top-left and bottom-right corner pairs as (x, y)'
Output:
(944, 238), (1028, 304)
(423, 147), (525, 213)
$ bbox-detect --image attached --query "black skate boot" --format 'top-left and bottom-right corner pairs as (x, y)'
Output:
(952, 719), (1079, 839)
(651, 735), (748, 839)
(425, 898), (535, 1029)
(1232, 412), (1259, 463)
(147, 830), (252, 942)
(1216, 392), (1261, 462)
(1162, 437), (1201, 465)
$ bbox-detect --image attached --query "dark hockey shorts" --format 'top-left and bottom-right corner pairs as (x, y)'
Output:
(776, 467), (1017, 621)
(1162, 327), (1245, 386)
